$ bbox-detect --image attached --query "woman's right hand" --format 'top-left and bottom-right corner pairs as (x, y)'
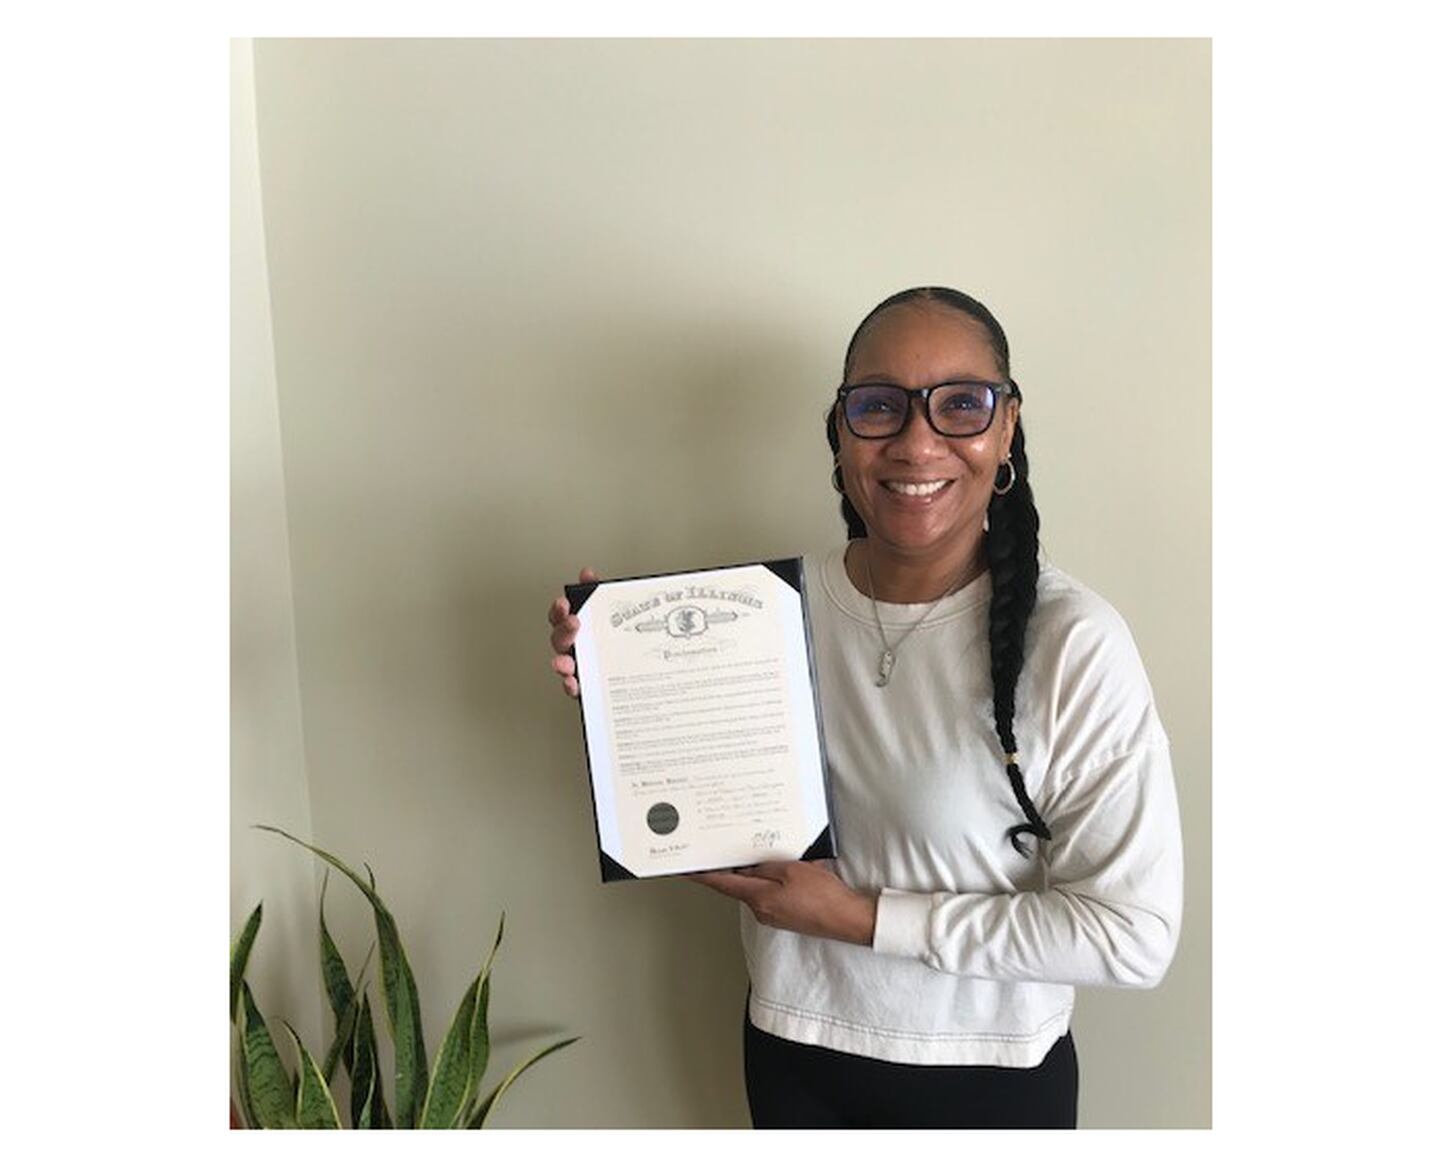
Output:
(548, 567), (600, 698)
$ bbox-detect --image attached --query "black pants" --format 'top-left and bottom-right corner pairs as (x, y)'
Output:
(744, 1010), (1078, 1129)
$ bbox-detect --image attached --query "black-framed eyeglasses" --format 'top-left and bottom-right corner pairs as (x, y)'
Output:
(835, 379), (1021, 439)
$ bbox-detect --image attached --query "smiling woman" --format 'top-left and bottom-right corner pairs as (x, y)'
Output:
(547, 286), (1183, 1129)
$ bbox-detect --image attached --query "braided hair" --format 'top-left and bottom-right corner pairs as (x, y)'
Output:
(825, 287), (1052, 858)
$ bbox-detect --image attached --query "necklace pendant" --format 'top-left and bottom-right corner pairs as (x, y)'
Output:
(876, 649), (895, 687)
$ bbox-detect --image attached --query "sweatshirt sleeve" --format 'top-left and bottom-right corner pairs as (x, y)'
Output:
(871, 741), (1184, 987)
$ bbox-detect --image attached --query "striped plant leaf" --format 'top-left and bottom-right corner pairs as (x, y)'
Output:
(256, 825), (428, 1127)
(361, 1074), (392, 1129)
(463, 976), (491, 1122)
(320, 990), (360, 1085)
(350, 989), (377, 1129)
(460, 915), (505, 1115)
(357, 1064), (378, 1131)
(352, 988), (392, 1129)
(465, 1037), (579, 1129)
(418, 974), (481, 1128)
(454, 915), (505, 1126)
(284, 1021), (342, 1129)
(318, 873), (353, 1031)
(230, 903), (262, 1022)
(234, 1031), (258, 1129)
(322, 942), (373, 1083)
(239, 981), (295, 1128)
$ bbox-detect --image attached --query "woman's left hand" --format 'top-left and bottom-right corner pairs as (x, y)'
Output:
(689, 861), (878, 946)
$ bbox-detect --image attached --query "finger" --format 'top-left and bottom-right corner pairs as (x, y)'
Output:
(561, 676), (579, 698)
(551, 653), (576, 678)
(548, 595), (570, 626)
(579, 567), (599, 583)
(689, 871), (773, 899)
(691, 872), (754, 898)
(550, 617), (580, 654)
(741, 862), (794, 882)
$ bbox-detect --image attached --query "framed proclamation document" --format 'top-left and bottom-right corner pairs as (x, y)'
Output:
(565, 558), (835, 882)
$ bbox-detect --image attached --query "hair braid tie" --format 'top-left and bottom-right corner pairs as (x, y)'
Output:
(1004, 760), (1053, 858)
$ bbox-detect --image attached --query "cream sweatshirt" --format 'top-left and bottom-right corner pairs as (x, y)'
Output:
(740, 542), (1183, 1067)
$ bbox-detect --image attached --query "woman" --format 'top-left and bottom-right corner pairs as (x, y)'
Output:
(547, 287), (1183, 1128)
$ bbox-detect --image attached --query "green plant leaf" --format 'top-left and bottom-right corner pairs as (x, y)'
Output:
(256, 825), (428, 1127)
(283, 1021), (343, 1129)
(318, 870), (354, 1082)
(318, 873), (353, 1025)
(357, 1064), (378, 1130)
(352, 988), (392, 1129)
(239, 981), (295, 1129)
(418, 974), (481, 1128)
(350, 988), (377, 1128)
(230, 903), (262, 1023)
(464, 976), (491, 1122)
(234, 1031), (258, 1129)
(320, 990), (360, 1084)
(321, 942), (373, 1083)
(465, 1037), (579, 1129)
(479, 912), (505, 981)
(456, 916), (504, 1127)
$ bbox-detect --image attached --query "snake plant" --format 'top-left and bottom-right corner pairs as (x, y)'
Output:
(230, 825), (578, 1128)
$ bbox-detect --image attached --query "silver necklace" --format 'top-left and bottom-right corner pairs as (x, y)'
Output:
(862, 545), (969, 687)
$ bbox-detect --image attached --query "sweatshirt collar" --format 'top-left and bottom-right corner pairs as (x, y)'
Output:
(820, 540), (992, 628)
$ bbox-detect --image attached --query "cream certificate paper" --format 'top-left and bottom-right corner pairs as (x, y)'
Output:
(566, 559), (834, 881)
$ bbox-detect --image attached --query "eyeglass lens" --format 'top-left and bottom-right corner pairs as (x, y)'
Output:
(844, 383), (996, 438)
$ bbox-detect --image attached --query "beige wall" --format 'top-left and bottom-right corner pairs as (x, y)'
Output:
(233, 37), (1210, 1128)
(231, 38), (323, 1045)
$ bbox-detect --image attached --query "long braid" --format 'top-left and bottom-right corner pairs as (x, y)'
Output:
(828, 286), (1050, 858)
(984, 420), (1050, 856)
